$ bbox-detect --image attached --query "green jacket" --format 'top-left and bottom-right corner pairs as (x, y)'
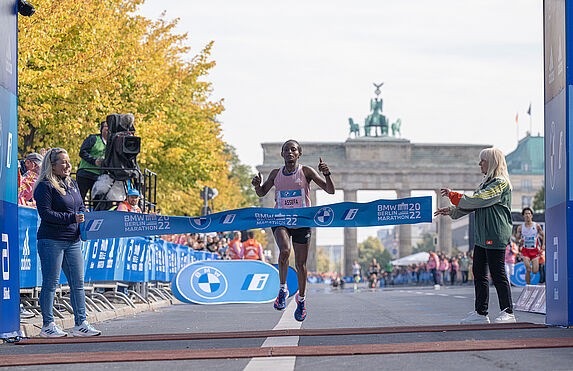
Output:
(449, 177), (512, 250)
(78, 134), (106, 175)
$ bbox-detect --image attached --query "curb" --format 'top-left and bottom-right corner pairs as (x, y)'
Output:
(19, 300), (172, 337)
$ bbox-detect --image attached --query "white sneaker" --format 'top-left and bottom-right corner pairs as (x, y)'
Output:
(39, 322), (68, 338)
(460, 310), (490, 324)
(493, 309), (517, 323)
(71, 320), (101, 337)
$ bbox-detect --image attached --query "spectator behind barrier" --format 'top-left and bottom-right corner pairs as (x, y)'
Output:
(116, 188), (142, 213)
(18, 152), (43, 206)
(242, 230), (265, 262)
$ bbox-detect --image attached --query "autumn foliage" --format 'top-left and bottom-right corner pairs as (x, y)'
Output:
(18, 0), (252, 215)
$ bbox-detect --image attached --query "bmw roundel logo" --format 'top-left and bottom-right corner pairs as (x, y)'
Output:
(314, 206), (334, 226)
(190, 216), (211, 230)
(191, 266), (228, 299)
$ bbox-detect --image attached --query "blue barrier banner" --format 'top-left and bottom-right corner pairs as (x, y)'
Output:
(510, 262), (540, 287)
(81, 197), (432, 240)
(18, 208), (219, 287)
(19, 207), (42, 288)
(172, 260), (280, 304)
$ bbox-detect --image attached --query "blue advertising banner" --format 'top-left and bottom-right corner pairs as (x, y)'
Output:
(18, 209), (219, 290)
(544, 0), (570, 326)
(0, 0), (19, 339)
(81, 197), (432, 240)
(172, 260), (280, 304)
(18, 206), (41, 288)
(509, 262), (540, 287)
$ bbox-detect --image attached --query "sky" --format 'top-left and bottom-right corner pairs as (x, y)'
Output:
(138, 0), (545, 245)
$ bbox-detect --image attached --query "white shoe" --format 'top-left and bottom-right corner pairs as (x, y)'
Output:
(71, 320), (101, 337)
(39, 322), (67, 338)
(493, 309), (516, 323)
(460, 310), (490, 324)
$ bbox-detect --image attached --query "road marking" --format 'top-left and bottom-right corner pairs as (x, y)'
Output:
(453, 296), (467, 299)
(244, 298), (300, 371)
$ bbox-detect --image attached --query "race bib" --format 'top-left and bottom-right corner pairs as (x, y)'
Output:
(523, 236), (536, 248)
(277, 190), (305, 209)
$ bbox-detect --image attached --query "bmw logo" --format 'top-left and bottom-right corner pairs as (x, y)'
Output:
(191, 266), (228, 299)
(190, 216), (211, 230)
(314, 206), (334, 226)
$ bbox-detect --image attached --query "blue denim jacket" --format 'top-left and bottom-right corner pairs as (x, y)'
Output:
(34, 178), (86, 241)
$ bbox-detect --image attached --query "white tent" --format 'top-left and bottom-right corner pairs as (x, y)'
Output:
(390, 252), (429, 266)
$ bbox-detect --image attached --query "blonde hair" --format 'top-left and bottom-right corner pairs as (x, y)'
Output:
(33, 148), (73, 196)
(479, 147), (512, 190)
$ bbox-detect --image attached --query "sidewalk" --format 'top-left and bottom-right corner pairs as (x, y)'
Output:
(18, 298), (171, 338)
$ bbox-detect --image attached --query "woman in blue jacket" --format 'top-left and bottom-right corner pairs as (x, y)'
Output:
(33, 148), (101, 337)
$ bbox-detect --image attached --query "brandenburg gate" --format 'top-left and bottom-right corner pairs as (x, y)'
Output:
(256, 85), (488, 275)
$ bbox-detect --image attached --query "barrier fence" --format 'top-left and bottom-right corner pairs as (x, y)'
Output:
(18, 207), (219, 289)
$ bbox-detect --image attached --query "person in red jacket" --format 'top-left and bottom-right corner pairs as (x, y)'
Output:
(242, 231), (266, 262)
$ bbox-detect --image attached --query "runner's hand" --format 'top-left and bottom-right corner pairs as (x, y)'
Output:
(252, 172), (262, 188)
(318, 157), (330, 176)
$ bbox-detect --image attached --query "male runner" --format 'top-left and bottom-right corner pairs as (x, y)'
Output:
(515, 207), (545, 284)
(251, 139), (335, 321)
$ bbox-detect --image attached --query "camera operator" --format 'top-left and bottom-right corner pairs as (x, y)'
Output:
(76, 121), (108, 202)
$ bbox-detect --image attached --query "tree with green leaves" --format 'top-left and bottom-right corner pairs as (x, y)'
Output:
(532, 186), (545, 212)
(358, 236), (391, 274)
(18, 0), (254, 215)
(413, 232), (436, 254)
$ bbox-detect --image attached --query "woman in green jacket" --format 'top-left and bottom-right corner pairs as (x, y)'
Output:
(435, 147), (515, 324)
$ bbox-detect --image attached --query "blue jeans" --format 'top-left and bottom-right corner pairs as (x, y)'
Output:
(38, 239), (86, 326)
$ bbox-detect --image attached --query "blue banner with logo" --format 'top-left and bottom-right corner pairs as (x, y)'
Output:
(172, 260), (281, 304)
(510, 262), (540, 287)
(0, 0), (20, 339)
(81, 197), (432, 240)
(18, 208), (220, 289)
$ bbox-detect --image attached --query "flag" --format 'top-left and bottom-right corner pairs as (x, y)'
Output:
(527, 103), (531, 116)
(515, 113), (518, 125)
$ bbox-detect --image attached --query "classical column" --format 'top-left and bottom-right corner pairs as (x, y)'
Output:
(397, 189), (412, 257)
(307, 189), (318, 272)
(343, 189), (358, 276)
(436, 189), (453, 255)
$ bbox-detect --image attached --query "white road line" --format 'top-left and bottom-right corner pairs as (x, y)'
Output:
(453, 295), (467, 299)
(244, 298), (301, 371)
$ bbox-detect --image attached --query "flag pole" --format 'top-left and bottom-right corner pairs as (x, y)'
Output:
(515, 112), (519, 144)
(527, 102), (532, 135)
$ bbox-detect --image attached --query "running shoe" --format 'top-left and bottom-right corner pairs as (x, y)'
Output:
(39, 322), (67, 338)
(294, 294), (307, 322)
(71, 320), (102, 337)
(273, 288), (288, 311)
(493, 309), (516, 323)
(460, 310), (490, 324)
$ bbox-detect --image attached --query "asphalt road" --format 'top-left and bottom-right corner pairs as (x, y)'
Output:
(3, 283), (572, 371)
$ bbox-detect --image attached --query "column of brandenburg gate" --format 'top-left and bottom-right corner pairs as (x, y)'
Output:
(256, 137), (488, 276)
